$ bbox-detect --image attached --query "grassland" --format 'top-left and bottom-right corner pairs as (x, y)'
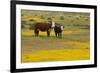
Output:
(21, 10), (90, 63)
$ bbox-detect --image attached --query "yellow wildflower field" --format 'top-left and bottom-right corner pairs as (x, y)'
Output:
(21, 30), (90, 63)
(22, 49), (90, 63)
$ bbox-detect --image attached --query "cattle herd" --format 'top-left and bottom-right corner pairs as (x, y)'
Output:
(34, 20), (64, 38)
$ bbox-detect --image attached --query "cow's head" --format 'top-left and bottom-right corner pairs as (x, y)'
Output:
(51, 21), (55, 28)
(61, 25), (64, 31)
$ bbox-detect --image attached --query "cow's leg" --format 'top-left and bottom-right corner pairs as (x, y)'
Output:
(58, 33), (60, 38)
(55, 32), (57, 37)
(37, 30), (39, 36)
(34, 29), (37, 37)
(47, 30), (50, 37)
(34, 29), (39, 37)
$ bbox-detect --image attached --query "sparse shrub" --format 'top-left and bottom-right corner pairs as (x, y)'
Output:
(34, 14), (37, 16)
(21, 14), (24, 16)
(84, 18), (89, 21)
(71, 20), (74, 23)
(29, 24), (35, 30)
(76, 17), (79, 20)
(73, 24), (79, 26)
(21, 20), (26, 25)
(21, 20), (27, 29)
(21, 24), (25, 29)
(47, 17), (52, 21)
(60, 16), (64, 20)
(29, 19), (35, 22)
(41, 15), (45, 19)
(68, 15), (72, 17)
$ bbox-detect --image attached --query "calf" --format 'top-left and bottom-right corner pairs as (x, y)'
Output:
(54, 24), (64, 38)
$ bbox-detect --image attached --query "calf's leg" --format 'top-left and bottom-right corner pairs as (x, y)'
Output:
(55, 32), (57, 37)
(58, 32), (62, 38)
(59, 32), (62, 38)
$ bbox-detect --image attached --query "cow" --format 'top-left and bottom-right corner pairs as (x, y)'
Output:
(54, 24), (64, 38)
(34, 21), (55, 37)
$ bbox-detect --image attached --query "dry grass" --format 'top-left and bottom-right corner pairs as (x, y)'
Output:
(21, 30), (90, 63)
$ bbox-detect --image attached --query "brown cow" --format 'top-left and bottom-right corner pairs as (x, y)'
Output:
(34, 21), (55, 37)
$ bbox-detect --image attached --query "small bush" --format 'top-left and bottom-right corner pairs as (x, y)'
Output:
(29, 19), (35, 22)
(21, 24), (25, 29)
(29, 24), (35, 30)
(60, 16), (64, 20)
